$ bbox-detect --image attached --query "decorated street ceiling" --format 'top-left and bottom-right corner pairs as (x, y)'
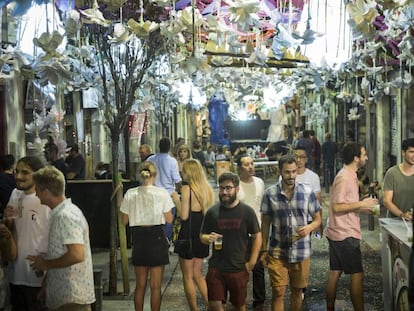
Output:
(1, 0), (414, 126)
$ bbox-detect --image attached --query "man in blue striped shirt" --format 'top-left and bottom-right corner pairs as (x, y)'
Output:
(260, 155), (321, 311)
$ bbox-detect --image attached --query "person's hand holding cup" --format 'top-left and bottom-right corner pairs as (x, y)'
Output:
(372, 204), (380, 216)
(214, 234), (223, 250)
(4, 204), (21, 220)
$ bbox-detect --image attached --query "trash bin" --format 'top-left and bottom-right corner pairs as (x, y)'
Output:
(92, 269), (103, 311)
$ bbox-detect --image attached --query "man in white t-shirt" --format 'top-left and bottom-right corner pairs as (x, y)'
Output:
(293, 146), (322, 205)
(3, 156), (50, 311)
(293, 146), (322, 298)
(236, 154), (266, 309)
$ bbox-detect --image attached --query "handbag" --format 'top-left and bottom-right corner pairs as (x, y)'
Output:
(172, 217), (182, 243)
(174, 189), (193, 259)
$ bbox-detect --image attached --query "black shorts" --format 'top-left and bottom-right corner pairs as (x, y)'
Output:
(327, 237), (363, 274)
(131, 225), (169, 266)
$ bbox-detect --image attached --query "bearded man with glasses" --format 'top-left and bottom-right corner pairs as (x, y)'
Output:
(200, 172), (262, 311)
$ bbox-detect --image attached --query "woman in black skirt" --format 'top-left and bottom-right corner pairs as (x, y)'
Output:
(175, 159), (215, 311)
(120, 161), (174, 311)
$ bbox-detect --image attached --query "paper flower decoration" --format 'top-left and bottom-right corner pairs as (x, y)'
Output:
(181, 54), (209, 75)
(388, 5), (414, 31)
(33, 31), (64, 60)
(293, 22), (324, 45)
(204, 15), (235, 34)
(228, 0), (260, 31)
(34, 60), (73, 86)
(347, 0), (378, 25)
(246, 45), (269, 66)
(391, 70), (413, 88)
(1, 45), (30, 67)
(209, 56), (233, 67)
(397, 30), (414, 54)
(336, 90), (352, 101)
(27, 135), (47, 158)
(64, 10), (81, 38)
(80, 1), (112, 27)
(361, 76), (370, 91)
(177, 6), (204, 29)
(352, 93), (364, 105)
(127, 18), (160, 37)
(53, 137), (69, 158)
(347, 107), (360, 120)
(346, 0), (378, 35)
(271, 24), (302, 59)
(169, 50), (187, 64)
(0, 53), (12, 68)
(108, 23), (133, 43)
(160, 20), (186, 44)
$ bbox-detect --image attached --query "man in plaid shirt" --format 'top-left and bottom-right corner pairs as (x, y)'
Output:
(260, 155), (321, 311)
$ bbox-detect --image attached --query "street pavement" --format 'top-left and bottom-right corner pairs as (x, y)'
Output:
(93, 179), (384, 311)
(92, 249), (179, 311)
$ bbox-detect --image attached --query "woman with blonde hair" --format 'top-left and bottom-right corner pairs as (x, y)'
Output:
(175, 159), (215, 311)
(120, 161), (174, 311)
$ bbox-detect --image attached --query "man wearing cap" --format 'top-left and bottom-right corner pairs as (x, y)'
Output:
(65, 144), (86, 180)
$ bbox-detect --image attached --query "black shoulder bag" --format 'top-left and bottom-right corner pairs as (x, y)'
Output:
(174, 189), (193, 259)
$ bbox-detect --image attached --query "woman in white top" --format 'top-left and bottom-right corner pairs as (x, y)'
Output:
(120, 161), (174, 311)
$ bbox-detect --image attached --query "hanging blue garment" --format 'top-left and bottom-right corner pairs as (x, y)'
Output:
(208, 93), (229, 146)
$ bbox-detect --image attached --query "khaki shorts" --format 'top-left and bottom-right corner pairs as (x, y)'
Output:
(267, 256), (310, 288)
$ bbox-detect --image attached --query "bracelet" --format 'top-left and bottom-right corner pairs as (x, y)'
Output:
(260, 250), (268, 254)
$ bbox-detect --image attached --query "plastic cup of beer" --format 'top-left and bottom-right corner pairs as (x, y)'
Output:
(407, 228), (413, 243)
(372, 204), (380, 216)
(214, 235), (223, 250)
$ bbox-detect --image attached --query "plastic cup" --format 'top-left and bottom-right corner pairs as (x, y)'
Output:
(407, 228), (413, 243)
(214, 236), (223, 250)
(294, 225), (303, 235)
(372, 204), (380, 216)
(293, 225), (304, 242)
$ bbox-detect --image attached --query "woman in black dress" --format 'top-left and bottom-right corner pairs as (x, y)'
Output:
(176, 159), (215, 311)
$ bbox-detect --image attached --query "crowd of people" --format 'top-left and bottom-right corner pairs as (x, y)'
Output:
(128, 135), (413, 311)
(0, 134), (412, 311)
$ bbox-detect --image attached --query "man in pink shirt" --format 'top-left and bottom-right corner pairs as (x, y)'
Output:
(324, 142), (378, 311)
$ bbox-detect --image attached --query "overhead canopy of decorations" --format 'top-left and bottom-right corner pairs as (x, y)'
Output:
(0, 0), (413, 127)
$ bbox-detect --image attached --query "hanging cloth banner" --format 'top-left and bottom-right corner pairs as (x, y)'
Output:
(208, 92), (229, 146)
(130, 112), (147, 140)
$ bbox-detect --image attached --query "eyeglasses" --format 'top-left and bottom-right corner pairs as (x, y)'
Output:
(294, 155), (307, 160)
(218, 186), (236, 192)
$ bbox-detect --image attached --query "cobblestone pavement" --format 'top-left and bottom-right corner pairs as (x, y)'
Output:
(160, 235), (383, 311)
(158, 191), (384, 311)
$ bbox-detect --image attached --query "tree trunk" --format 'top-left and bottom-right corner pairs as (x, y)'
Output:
(108, 135), (130, 296)
(109, 139), (119, 295)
